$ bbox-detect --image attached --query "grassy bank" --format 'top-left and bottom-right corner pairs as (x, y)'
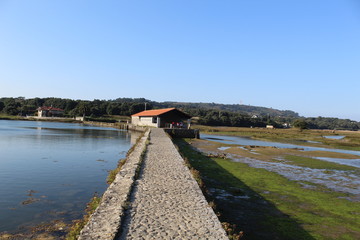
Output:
(66, 195), (102, 240)
(0, 114), (28, 120)
(174, 138), (360, 240)
(0, 114), (81, 123)
(195, 125), (360, 151)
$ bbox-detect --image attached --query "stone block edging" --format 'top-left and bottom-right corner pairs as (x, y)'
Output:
(78, 129), (150, 240)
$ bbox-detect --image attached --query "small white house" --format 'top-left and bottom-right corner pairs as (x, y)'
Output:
(131, 108), (191, 128)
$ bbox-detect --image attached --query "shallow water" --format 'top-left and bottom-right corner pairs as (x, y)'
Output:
(313, 157), (360, 168)
(324, 135), (345, 140)
(217, 147), (230, 151)
(0, 120), (134, 233)
(202, 134), (360, 157)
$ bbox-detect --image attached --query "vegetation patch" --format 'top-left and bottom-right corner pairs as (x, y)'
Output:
(106, 158), (127, 184)
(66, 194), (101, 240)
(0, 220), (69, 240)
(0, 114), (28, 120)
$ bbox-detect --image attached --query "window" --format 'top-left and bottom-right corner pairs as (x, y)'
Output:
(152, 117), (157, 123)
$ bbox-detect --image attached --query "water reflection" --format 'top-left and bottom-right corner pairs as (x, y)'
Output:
(0, 120), (133, 233)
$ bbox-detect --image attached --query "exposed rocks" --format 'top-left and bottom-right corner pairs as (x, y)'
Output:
(207, 152), (228, 159)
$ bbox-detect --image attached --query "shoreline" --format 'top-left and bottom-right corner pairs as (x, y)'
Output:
(0, 116), (82, 123)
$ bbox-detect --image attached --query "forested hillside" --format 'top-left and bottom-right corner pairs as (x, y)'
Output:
(0, 97), (359, 130)
(152, 101), (299, 118)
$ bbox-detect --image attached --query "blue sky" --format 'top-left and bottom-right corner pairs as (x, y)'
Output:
(1, 0), (359, 120)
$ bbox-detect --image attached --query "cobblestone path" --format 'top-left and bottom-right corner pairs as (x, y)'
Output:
(117, 128), (228, 240)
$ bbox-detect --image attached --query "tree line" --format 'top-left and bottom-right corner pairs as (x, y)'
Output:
(0, 97), (147, 117)
(0, 97), (359, 130)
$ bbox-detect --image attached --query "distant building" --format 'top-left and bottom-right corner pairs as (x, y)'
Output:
(266, 125), (274, 129)
(283, 123), (291, 128)
(37, 106), (64, 117)
(131, 108), (191, 128)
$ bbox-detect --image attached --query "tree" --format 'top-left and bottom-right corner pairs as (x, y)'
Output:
(0, 101), (4, 111)
(293, 119), (308, 130)
(106, 103), (121, 115)
(3, 102), (20, 115)
(74, 101), (90, 117)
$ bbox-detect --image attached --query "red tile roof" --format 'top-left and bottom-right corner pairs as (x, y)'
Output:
(132, 108), (176, 117)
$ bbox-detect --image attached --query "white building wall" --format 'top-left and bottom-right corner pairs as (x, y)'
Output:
(131, 116), (158, 127)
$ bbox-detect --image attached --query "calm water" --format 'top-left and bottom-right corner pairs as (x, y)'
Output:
(0, 120), (134, 233)
(202, 134), (360, 167)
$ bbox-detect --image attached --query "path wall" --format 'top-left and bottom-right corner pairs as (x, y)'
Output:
(78, 130), (150, 240)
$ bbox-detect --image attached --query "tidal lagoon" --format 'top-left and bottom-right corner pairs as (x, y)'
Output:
(0, 120), (133, 234)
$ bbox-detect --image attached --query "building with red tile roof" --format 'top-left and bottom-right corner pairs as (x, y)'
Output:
(37, 106), (64, 117)
(131, 108), (191, 128)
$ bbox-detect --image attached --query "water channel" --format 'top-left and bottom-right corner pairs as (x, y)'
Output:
(201, 134), (360, 168)
(0, 120), (135, 234)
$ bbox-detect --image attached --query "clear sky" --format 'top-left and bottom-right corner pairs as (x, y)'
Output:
(1, 0), (359, 120)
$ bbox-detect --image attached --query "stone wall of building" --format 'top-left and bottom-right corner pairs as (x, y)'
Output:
(164, 128), (200, 138)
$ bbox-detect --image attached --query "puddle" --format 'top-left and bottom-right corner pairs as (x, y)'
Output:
(206, 137), (230, 141)
(208, 188), (250, 200)
(249, 151), (260, 155)
(324, 136), (345, 140)
(218, 147), (230, 151)
(234, 195), (251, 199)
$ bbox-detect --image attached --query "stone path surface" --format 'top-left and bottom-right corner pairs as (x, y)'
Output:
(117, 129), (228, 240)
